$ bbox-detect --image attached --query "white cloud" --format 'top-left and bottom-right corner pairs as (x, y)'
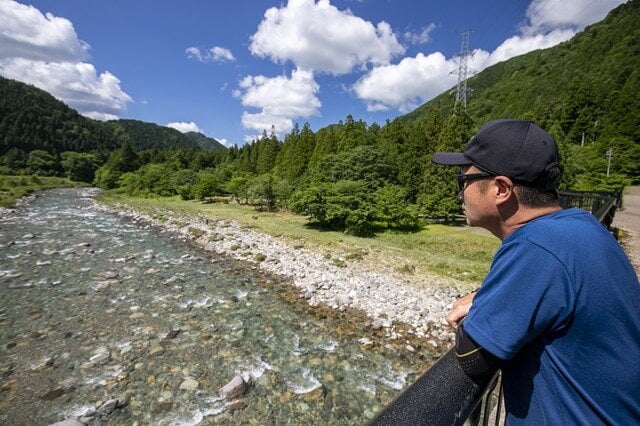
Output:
(185, 47), (205, 62)
(166, 121), (203, 133)
(523, 0), (626, 35)
(249, 0), (404, 75)
(353, 52), (457, 112)
(186, 45), (235, 63)
(484, 28), (577, 66)
(214, 137), (232, 147)
(235, 68), (321, 138)
(353, 0), (625, 112)
(0, 58), (132, 120)
(0, 0), (132, 120)
(211, 46), (235, 62)
(0, 0), (89, 62)
(404, 23), (437, 45)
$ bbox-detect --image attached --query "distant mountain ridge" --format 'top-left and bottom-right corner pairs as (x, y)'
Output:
(184, 131), (226, 151)
(0, 76), (225, 155)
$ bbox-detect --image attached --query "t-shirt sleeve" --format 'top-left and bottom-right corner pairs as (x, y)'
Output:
(463, 239), (575, 360)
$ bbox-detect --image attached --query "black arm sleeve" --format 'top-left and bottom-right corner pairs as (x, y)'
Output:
(455, 323), (501, 380)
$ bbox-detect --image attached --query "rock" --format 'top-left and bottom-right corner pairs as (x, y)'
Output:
(303, 385), (326, 402)
(98, 398), (119, 415)
(149, 345), (165, 356)
(229, 399), (246, 412)
(41, 387), (65, 401)
(90, 349), (110, 365)
(219, 375), (247, 399)
(94, 282), (110, 291)
(179, 378), (199, 391)
(164, 275), (183, 285)
(358, 337), (374, 349)
(103, 270), (119, 280)
(48, 419), (83, 426)
(152, 401), (174, 414)
(165, 329), (180, 339)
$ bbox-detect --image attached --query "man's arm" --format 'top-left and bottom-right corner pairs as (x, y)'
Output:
(455, 322), (501, 380)
(446, 292), (476, 329)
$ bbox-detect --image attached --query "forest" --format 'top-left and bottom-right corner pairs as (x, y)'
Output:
(0, 0), (638, 235)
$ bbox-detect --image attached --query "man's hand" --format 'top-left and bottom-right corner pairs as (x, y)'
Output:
(446, 292), (476, 330)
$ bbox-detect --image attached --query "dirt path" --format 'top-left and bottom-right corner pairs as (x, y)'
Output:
(612, 186), (640, 275)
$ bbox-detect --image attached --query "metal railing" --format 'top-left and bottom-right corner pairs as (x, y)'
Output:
(559, 190), (622, 234)
(369, 348), (503, 425)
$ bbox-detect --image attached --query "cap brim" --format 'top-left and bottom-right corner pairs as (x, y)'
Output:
(431, 152), (471, 166)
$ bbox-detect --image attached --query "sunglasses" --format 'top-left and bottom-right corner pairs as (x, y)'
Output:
(456, 172), (495, 193)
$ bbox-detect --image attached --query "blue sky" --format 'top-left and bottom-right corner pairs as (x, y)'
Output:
(0, 0), (626, 146)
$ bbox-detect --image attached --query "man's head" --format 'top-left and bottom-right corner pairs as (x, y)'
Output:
(432, 119), (562, 237)
(433, 119), (561, 188)
(433, 119), (561, 208)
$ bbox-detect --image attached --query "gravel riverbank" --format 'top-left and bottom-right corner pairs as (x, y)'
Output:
(93, 200), (462, 347)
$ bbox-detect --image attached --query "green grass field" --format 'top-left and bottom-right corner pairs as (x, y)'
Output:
(0, 175), (85, 208)
(97, 193), (499, 290)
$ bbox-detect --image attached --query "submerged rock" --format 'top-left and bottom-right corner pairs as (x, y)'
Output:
(48, 419), (83, 426)
(219, 375), (247, 399)
(179, 378), (199, 391)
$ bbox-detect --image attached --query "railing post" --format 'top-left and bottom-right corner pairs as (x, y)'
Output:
(369, 348), (499, 425)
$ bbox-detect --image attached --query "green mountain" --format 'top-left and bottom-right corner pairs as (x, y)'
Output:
(404, 0), (640, 150)
(184, 131), (226, 151)
(0, 77), (116, 154)
(0, 76), (212, 155)
(104, 119), (199, 151)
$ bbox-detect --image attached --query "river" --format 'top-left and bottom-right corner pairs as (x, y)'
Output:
(0, 188), (439, 425)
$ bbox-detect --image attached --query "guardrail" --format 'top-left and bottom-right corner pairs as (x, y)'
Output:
(369, 348), (502, 425)
(559, 190), (622, 236)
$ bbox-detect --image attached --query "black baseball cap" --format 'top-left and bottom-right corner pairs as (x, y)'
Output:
(432, 119), (560, 190)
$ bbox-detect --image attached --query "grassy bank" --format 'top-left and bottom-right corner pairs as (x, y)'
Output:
(0, 175), (86, 208)
(97, 193), (499, 291)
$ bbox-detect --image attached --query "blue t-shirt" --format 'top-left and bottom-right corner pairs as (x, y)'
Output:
(464, 208), (640, 425)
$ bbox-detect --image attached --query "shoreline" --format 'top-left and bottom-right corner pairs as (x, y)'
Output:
(91, 195), (460, 347)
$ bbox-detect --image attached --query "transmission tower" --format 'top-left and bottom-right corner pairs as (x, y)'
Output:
(453, 30), (474, 114)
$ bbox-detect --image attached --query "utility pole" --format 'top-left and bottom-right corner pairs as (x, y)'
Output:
(453, 30), (474, 115)
(606, 148), (613, 176)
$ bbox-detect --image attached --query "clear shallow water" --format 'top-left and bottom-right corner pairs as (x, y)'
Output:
(0, 188), (439, 425)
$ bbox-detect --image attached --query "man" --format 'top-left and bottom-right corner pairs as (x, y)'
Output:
(432, 119), (640, 424)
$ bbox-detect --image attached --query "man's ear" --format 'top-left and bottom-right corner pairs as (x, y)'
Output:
(493, 176), (515, 205)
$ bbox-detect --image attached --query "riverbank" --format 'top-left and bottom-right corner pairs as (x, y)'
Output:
(92, 196), (474, 346)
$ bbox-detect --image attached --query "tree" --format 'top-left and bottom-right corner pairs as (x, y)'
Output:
(61, 151), (100, 182)
(227, 174), (251, 204)
(0, 147), (27, 172)
(26, 150), (59, 176)
(247, 174), (277, 211)
(192, 170), (223, 201)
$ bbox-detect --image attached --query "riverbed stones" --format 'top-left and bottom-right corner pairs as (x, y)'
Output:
(89, 348), (110, 365)
(179, 377), (199, 391)
(98, 204), (462, 343)
(149, 345), (165, 356)
(219, 375), (247, 399)
(97, 398), (120, 415)
(49, 419), (83, 426)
